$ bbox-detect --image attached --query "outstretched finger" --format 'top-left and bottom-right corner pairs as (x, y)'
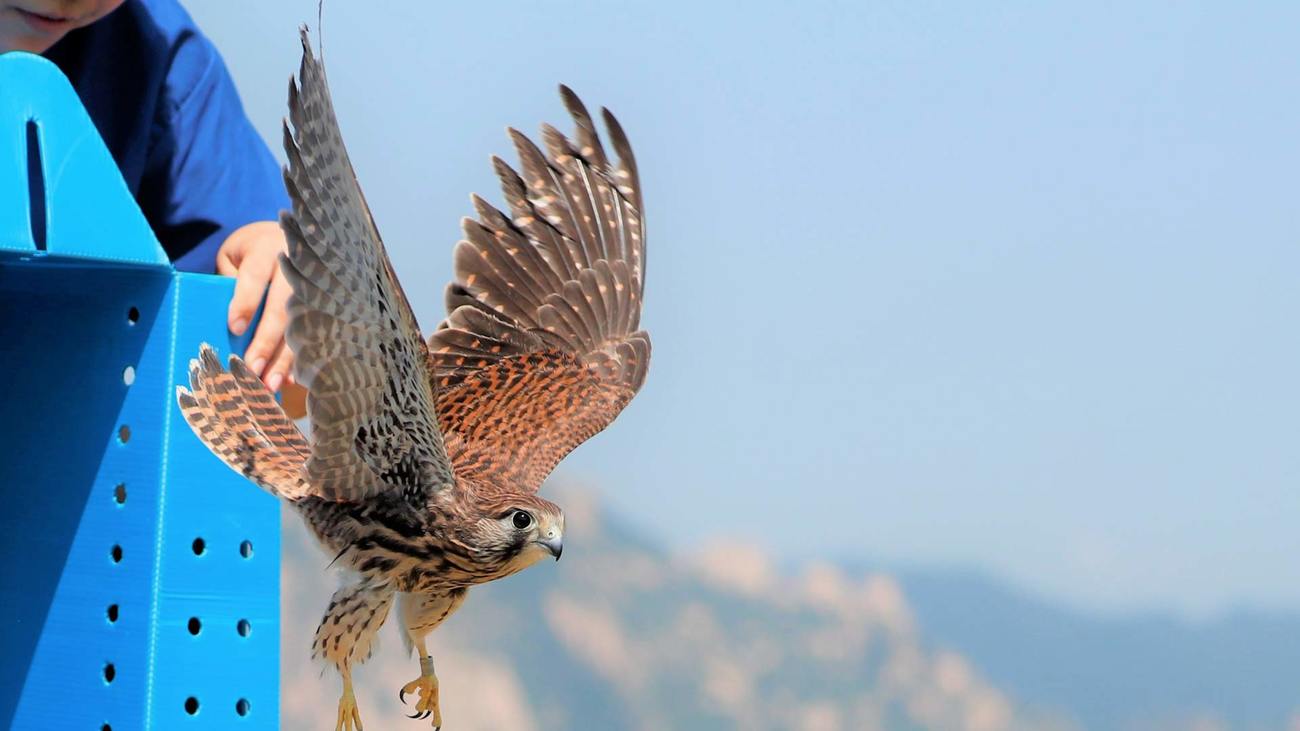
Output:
(263, 339), (295, 394)
(226, 248), (276, 337)
(244, 266), (293, 381)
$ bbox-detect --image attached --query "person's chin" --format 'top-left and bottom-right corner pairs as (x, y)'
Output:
(1, 9), (71, 53)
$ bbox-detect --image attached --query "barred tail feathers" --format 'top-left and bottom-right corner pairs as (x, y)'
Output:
(175, 343), (312, 499)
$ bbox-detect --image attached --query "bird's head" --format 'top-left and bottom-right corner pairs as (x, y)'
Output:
(464, 492), (564, 576)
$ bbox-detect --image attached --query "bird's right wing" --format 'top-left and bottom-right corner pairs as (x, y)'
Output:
(427, 87), (650, 494)
(280, 28), (454, 503)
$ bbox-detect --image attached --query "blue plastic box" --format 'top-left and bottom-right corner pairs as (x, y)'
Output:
(0, 52), (279, 730)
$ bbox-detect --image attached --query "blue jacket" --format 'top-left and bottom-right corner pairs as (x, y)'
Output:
(44, 0), (288, 272)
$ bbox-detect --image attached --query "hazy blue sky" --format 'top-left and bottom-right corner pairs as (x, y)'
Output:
(190, 1), (1300, 618)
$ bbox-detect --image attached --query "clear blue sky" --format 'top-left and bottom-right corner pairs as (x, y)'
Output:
(190, 1), (1300, 618)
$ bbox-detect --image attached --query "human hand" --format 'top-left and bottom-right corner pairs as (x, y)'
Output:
(217, 221), (295, 393)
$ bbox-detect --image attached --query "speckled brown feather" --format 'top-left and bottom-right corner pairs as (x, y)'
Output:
(429, 85), (651, 494)
(280, 29), (454, 504)
(176, 344), (311, 499)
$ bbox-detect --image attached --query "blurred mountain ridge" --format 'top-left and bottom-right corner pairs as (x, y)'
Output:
(280, 488), (1298, 731)
(870, 564), (1300, 731)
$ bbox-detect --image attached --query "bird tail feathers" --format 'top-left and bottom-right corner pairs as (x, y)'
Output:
(175, 343), (312, 500)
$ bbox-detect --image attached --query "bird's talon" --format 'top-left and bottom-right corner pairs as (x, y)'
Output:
(336, 686), (363, 731)
(398, 673), (441, 726)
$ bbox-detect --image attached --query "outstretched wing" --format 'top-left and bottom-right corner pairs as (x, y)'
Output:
(429, 87), (650, 493)
(281, 28), (453, 503)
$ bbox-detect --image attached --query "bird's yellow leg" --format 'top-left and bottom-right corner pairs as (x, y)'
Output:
(398, 639), (441, 728)
(336, 667), (363, 731)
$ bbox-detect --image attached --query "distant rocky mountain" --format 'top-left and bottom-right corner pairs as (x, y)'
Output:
(279, 489), (1069, 730)
(278, 489), (1298, 731)
(881, 566), (1300, 731)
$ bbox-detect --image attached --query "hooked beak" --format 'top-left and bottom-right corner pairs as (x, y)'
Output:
(538, 535), (563, 561)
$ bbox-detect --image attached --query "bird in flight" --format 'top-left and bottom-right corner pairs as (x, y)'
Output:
(176, 28), (649, 730)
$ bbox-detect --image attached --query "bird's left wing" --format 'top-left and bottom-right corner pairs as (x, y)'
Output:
(429, 87), (650, 494)
(280, 28), (454, 503)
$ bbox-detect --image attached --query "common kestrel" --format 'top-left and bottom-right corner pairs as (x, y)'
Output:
(176, 29), (649, 730)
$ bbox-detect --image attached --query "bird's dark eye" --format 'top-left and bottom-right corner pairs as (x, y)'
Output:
(512, 511), (533, 530)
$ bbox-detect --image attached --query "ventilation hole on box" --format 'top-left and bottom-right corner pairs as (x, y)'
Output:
(123, 366), (135, 386)
(114, 483), (126, 505)
(103, 663), (115, 683)
(236, 698), (250, 716)
(188, 617), (202, 635)
(185, 697), (199, 715)
(118, 425), (130, 444)
(110, 545), (123, 563)
(25, 120), (46, 251)
(107, 604), (119, 623)
(127, 306), (139, 325)
(192, 537), (206, 555)
(239, 540), (253, 558)
(102, 724), (112, 731)
(237, 619), (251, 637)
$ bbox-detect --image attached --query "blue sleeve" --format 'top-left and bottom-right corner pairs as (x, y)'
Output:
(138, 32), (288, 273)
